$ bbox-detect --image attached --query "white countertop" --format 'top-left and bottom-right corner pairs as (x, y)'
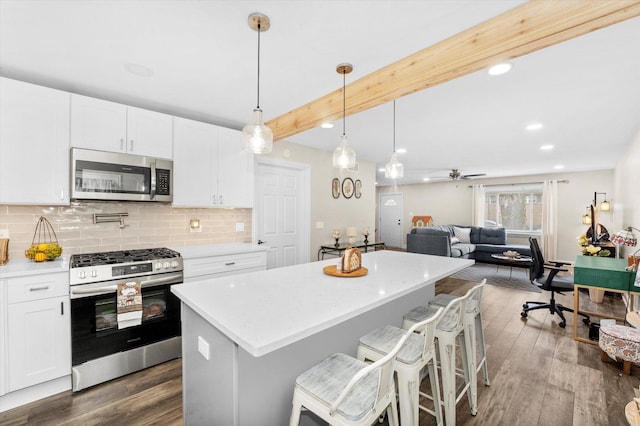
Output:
(0, 256), (69, 278)
(171, 251), (473, 357)
(171, 243), (267, 259)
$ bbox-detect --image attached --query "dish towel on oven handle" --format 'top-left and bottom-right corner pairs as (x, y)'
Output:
(117, 281), (143, 329)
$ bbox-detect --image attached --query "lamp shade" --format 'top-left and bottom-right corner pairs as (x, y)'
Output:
(243, 109), (273, 154)
(582, 212), (591, 225)
(346, 227), (357, 237)
(600, 200), (611, 211)
(332, 134), (356, 169)
(612, 227), (638, 247)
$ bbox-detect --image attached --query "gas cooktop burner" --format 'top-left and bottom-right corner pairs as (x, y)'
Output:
(70, 247), (181, 268)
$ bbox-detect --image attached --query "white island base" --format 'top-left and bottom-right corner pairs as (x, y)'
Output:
(173, 251), (473, 425)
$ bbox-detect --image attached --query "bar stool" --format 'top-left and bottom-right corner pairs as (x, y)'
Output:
(403, 287), (476, 425)
(289, 320), (414, 426)
(429, 279), (489, 390)
(356, 306), (444, 426)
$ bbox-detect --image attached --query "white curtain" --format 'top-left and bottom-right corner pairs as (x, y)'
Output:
(541, 180), (559, 259)
(471, 185), (486, 227)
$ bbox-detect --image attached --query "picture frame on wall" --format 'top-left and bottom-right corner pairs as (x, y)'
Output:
(342, 177), (355, 199)
(354, 179), (362, 199)
(331, 178), (340, 199)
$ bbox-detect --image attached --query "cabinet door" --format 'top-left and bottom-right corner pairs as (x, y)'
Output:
(126, 106), (173, 158)
(172, 117), (217, 207)
(216, 126), (254, 208)
(0, 78), (70, 205)
(7, 296), (71, 392)
(70, 94), (127, 152)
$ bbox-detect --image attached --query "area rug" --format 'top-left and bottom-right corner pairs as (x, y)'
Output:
(446, 262), (541, 293)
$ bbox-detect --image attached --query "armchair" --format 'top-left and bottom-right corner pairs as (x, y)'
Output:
(521, 237), (590, 328)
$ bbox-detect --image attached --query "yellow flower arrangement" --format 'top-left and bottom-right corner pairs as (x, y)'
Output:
(577, 234), (589, 246)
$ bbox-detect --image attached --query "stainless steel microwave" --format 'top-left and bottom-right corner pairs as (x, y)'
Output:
(70, 148), (172, 202)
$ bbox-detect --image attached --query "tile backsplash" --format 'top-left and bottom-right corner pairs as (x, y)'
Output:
(0, 202), (252, 260)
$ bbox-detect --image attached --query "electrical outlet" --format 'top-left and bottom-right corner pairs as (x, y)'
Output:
(235, 223), (245, 232)
(0, 229), (9, 239)
(198, 336), (210, 360)
(316, 221), (324, 229)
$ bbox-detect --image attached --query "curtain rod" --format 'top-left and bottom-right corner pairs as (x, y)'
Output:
(468, 179), (569, 188)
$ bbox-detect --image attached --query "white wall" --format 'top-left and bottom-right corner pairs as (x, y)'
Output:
(377, 169), (615, 262)
(614, 126), (640, 260)
(265, 140), (377, 261)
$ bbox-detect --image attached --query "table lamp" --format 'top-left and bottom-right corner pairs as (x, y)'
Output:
(612, 226), (640, 269)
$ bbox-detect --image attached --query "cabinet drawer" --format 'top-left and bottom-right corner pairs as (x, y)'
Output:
(184, 252), (267, 279)
(7, 273), (68, 303)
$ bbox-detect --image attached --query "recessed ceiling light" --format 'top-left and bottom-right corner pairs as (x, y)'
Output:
(526, 122), (543, 131)
(554, 164), (564, 169)
(423, 177), (431, 182)
(396, 148), (407, 154)
(124, 63), (154, 77)
(487, 62), (512, 76)
(320, 122), (334, 129)
(540, 144), (554, 150)
(378, 168), (385, 173)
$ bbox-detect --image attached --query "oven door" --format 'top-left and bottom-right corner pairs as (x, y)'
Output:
(70, 272), (182, 366)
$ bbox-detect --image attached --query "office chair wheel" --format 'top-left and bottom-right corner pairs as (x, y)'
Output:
(521, 311), (527, 319)
(583, 318), (590, 325)
(559, 321), (566, 328)
(522, 303), (528, 309)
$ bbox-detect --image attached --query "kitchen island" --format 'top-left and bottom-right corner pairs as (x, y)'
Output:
(171, 250), (473, 425)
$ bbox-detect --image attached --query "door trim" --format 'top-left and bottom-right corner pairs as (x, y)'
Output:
(253, 156), (311, 265)
(378, 191), (404, 249)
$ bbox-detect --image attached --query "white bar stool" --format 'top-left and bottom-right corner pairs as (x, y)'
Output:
(403, 284), (478, 425)
(430, 279), (489, 390)
(356, 306), (444, 426)
(289, 319), (415, 426)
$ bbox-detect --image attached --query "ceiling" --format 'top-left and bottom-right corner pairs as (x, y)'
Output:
(1, 0), (639, 186)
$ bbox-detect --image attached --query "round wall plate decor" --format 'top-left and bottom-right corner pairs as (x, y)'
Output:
(331, 178), (340, 199)
(342, 177), (354, 199)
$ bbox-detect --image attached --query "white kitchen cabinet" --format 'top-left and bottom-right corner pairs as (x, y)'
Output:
(0, 77), (70, 205)
(4, 272), (70, 393)
(70, 94), (173, 159)
(183, 251), (267, 282)
(173, 117), (254, 208)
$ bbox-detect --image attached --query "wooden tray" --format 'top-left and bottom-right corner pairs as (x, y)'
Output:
(323, 265), (368, 278)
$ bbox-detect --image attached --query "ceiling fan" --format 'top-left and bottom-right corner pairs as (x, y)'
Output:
(429, 169), (487, 181)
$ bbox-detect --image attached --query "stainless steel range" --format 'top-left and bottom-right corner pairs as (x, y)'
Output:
(69, 248), (183, 391)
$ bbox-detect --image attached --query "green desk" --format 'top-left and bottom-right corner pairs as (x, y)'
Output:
(573, 256), (638, 345)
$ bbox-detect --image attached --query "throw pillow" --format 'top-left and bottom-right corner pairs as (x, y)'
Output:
(450, 236), (460, 245)
(453, 226), (471, 244)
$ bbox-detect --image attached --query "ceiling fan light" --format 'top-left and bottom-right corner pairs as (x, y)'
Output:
(385, 153), (404, 179)
(243, 108), (273, 154)
(332, 134), (356, 169)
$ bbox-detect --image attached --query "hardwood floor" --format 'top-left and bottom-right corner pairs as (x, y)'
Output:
(1, 281), (638, 425)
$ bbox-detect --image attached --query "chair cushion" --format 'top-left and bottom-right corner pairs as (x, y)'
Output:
(404, 304), (458, 331)
(599, 324), (640, 363)
(295, 353), (379, 421)
(430, 293), (479, 314)
(359, 325), (424, 364)
(451, 243), (475, 257)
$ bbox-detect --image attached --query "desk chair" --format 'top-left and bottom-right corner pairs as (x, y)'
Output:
(521, 237), (590, 328)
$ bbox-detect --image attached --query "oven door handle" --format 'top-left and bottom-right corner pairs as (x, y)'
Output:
(70, 272), (183, 296)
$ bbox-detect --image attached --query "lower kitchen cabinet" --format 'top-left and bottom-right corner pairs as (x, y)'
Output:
(2, 271), (70, 395)
(179, 244), (268, 283)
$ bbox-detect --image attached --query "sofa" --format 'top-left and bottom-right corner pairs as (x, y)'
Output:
(406, 224), (531, 265)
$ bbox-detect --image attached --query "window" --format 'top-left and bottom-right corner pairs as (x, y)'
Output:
(484, 184), (542, 233)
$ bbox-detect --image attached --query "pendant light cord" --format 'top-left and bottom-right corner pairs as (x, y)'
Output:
(256, 20), (261, 109)
(342, 70), (346, 137)
(393, 100), (396, 153)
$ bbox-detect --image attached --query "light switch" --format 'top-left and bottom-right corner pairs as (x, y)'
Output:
(316, 221), (324, 229)
(198, 336), (210, 360)
(235, 223), (245, 232)
(0, 229), (9, 239)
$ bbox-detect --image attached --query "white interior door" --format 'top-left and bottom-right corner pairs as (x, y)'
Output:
(379, 192), (404, 249)
(255, 159), (310, 269)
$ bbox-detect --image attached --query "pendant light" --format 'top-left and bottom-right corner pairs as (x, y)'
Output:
(384, 100), (404, 179)
(332, 63), (356, 169)
(242, 13), (273, 154)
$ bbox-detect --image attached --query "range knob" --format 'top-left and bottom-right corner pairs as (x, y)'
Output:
(155, 262), (163, 270)
(79, 271), (87, 279)
(91, 269), (98, 278)
(171, 260), (179, 268)
(163, 261), (170, 269)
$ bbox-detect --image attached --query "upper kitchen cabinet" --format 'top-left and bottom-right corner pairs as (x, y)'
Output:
(0, 77), (70, 205)
(173, 118), (253, 208)
(70, 94), (173, 159)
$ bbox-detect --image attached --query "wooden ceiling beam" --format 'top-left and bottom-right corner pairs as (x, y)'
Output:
(267, 0), (640, 141)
